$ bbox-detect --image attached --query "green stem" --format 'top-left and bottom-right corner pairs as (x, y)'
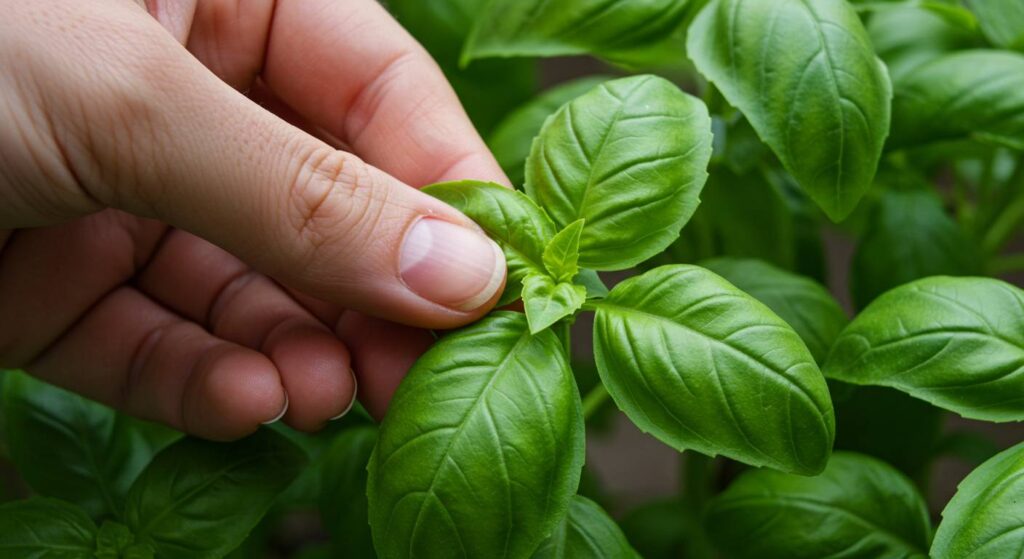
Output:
(680, 452), (714, 508)
(581, 384), (610, 420)
(556, 320), (572, 361)
(989, 253), (1024, 276)
(982, 193), (1024, 254)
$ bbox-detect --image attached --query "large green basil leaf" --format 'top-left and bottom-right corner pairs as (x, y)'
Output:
(319, 426), (376, 559)
(851, 188), (980, 309)
(1, 371), (169, 519)
(889, 50), (1024, 150)
(963, 0), (1024, 50)
(367, 312), (584, 558)
(462, 0), (691, 68)
(593, 265), (835, 474)
(706, 452), (931, 558)
(532, 495), (639, 558)
(525, 75), (713, 270)
(424, 180), (556, 305)
(489, 77), (610, 187)
(825, 276), (1024, 422)
(387, 0), (536, 135)
(932, 441), (1024, 558)
(0, 498), (97, 558)
(124, 429), (306, 559)
(702, 258), (847, 364)
(687, 0), (892, 221)
(867, 5), (981, 80)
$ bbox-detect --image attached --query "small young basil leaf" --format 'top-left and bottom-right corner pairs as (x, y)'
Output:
(574, 269), (609, 299)
(522, 274), (587, 334)
(318, 426), (376, 559)
(867, 5), (982, 81)
(424, 180), (557, 305)
(1, 371), (168, 519)
(543, 219), (585, 282)
(95, 521), (155, 559)
(687, 0), (892, 222)
(0, 497), (97, 558)
(706, 452), (931, 559)
(489, 77), (611, 187)
(461, 0), (691, 69)
(124, 429), (307, 559)
(526, 75), (713, 270)
(889, 50), (1024, 150)
(932, 441), (1024, 558)
(592, 265), (835, 475)
(851, 188), (980, 309)
(701, 258), (848, 364)
(962, 0), (1024, 50)
(825, 276), (1024, 422)
(367, 312), (584, 559)
(531, 495), (640, 559)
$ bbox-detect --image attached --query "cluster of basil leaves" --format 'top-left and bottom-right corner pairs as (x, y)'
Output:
(370, 0), (1024, 558)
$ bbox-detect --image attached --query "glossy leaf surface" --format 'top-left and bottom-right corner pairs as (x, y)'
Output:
(0, 498), (97, 558)
(593, 265), (835, 474)
(522, 274), (587, 334)
(688, 0), (892, 221)
(543, 220), (584, 283)
(706, 452), (931, 559)
(525, 75), (712, 270)
(702, 258), (847, 364)
(932, 441), (1024, 558)
(825, 276), (1024, 421)
(368, 312), (584, 558)
(889, 50), (1024, 150)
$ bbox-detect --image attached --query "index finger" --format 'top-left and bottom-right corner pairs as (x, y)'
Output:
(260, 0), (510, 188)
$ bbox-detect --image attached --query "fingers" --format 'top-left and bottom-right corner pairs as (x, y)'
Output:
(27, 287), (286, 441)
(137, 230), (357, 431)
(261, 0), (509, 186)
(336, 312), (435, 421)
(9, 0), (505, 329)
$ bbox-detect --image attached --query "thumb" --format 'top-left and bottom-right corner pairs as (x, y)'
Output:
(32, 4), (506, 329)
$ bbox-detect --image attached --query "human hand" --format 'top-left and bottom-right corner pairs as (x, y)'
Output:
(0, 0), (509, 440)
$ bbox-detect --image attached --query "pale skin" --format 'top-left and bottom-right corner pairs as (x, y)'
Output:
(0, 0), (510, 440)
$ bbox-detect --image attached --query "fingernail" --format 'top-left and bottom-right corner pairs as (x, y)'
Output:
(262, 393), (289, 424)
(330, 373), (359, 421)
(400, 218), (505, 311)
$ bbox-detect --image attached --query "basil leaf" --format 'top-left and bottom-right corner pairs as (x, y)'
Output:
(1, 371), (165, 519)
(367, 312), (585, 559)
(574, 269), (608, 299)
(387, 0), (536, 135)
(523, 274), (587, 334)
(889, 50), (1024, 150)
(544, 220), (584, 282)
(824, 276), (1024, 422)
(963, 0), (1024, 50)
(593, 265), (835, 474)
(124, 429), (306, 559)
(0, 497), (97, 558)
(867, 5), (982, 80)
(706, 452), (931, 559)
(489, 77), (611, 187)
(932, 441), (1024, 558)
(424, 180), (557, 305)
(702, 258), (847, 364)
(319, 426), (376, 559)
(525, 75), (713, 270)
(851, 188), (980, 308)
(462, 0), (691, 68)
(532, 495), (639, 558)
(687, 0), (892, 221)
